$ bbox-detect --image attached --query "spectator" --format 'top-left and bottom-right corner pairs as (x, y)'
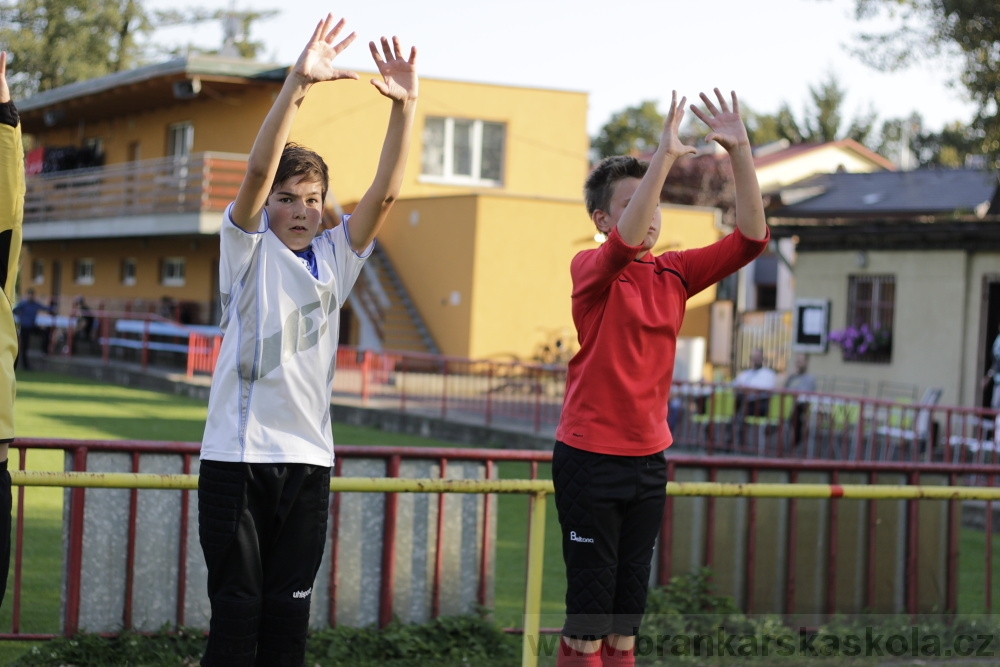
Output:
(12, 288), (53, 370)
(159, 296), (176, 321)
(784, 353), (817, 447)
(72, 296), (95, 343)
(733, 347), (776, 417)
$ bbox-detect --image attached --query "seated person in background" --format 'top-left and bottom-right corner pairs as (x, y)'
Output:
(733, 347), (776, 417)
(784, 353), (816, 446)
(159, 296), (176, 321)
(72, 296), (95, 343)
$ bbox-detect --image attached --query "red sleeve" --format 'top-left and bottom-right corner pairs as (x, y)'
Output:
(678, 226), (770, 297)
(569, 226), (643, 299)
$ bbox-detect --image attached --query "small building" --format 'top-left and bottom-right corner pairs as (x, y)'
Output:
(768, 168), (1000, 406)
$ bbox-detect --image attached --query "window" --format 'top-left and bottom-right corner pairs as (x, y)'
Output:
(74, 258), (95, 285)
(421, 117), (505, 185)
(166, 122), (193, 158)
(161, 257), (186, 287)
(841, 274), (895, 363)
(31, 259), (45, 285)
(121, 258), (137, 286)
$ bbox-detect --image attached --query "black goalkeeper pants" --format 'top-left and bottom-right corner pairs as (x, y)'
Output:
(552, 441), (667, 640)
(198, 459), (331, 667)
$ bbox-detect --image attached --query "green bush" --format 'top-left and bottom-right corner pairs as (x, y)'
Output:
(10, 615), (519, 667)
(12, 626), (205, 666)
(305, 614), (519, 667)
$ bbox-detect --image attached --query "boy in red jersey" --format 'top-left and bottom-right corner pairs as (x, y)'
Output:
(552, 89), (769, 667)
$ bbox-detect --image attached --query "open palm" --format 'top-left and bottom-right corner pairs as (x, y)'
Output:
(293, 14), (359, 85)
(369, 36), (418, 103)
(690, 89), (750, 152)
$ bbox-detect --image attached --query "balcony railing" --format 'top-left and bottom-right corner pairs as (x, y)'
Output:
(24, 152), (248, 224)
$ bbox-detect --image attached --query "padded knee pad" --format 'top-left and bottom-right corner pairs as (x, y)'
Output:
(202, 597), (261, 667)
(562, 564), (615, 639)
(254, 597), (312, 666)
(610, 560), (652, 637)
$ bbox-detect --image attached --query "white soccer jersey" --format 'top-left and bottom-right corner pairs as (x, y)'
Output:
(200, 204), (371, 465)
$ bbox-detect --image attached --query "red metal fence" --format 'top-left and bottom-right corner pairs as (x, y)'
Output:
(4, 438), (1000, 639)
(25, 314), (1000, 460)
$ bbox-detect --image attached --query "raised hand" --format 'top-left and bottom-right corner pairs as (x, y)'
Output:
(660, 91), (696, 160)
(0, 52), (9, 104)
(292, 14), (359, 85)
(690, 88), (750, 152)
(369, 36), (418, 103)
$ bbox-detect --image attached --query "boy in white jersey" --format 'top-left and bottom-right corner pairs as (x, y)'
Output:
(197, 13), (417, 666)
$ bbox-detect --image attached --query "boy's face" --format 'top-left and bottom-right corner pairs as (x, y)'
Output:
(266, 176), (325, 251)
(597, 177), (662, 256)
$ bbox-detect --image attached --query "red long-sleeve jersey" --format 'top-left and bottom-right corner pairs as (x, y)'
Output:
(555, 224), (769, 456)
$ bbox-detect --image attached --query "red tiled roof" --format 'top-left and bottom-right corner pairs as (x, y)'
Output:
(753, 138), (896, 171)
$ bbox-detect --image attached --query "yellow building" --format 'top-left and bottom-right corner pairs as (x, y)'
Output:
(17, 54), (723, 362)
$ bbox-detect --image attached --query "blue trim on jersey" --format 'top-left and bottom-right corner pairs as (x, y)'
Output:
(293, 244), (319, 279)
(337, 214), (375, 259)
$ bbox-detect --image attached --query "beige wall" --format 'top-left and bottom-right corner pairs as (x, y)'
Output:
(33, 89), (272, 162)
(295, 73), (590, 204)
(794, 250), (970, 404)
(21, 237), (219, 322)
(468, 196), (582, 360)
(380, 194), (723, 361)
(29, 74), (590, 208)
(377, 196), (479, 357)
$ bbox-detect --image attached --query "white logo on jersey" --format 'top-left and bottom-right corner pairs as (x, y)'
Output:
(292, 587), (313, 599)
(569, 531), (595, 544)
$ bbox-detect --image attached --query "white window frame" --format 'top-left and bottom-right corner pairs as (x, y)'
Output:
(121, 257), (137, 286)
(74, 258), (95, 285)
(166, 122), (193, 158)
(161, 257), (186, 287)
(420, 116), (505, 187)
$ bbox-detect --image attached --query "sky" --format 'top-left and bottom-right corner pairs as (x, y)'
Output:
(148, 0), (977, 139)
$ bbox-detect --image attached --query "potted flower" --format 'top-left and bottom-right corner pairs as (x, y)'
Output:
(828, 324), (892, 362)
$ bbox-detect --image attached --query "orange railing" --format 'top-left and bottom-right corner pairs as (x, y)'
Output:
(24, 152), (247, 224)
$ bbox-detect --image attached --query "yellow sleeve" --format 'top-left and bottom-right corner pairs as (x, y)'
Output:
(0, 117), (24, 442)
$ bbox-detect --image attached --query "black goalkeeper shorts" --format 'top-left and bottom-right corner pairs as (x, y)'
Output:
(552, 440), (667, 639)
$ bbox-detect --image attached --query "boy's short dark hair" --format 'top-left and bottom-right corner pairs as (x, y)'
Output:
(584, 155), (649, 217)
(272, 142), (330, 202)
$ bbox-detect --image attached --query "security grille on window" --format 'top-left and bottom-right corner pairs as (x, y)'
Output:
(161, 258), (186, 287)
(845, 274), (895, 362)
(74, 259), (95, 285)
(421, 116), (505, 185)
(121, 258), (137, 286)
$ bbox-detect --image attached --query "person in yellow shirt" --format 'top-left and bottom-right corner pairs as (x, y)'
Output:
(0, 50), (23, 608)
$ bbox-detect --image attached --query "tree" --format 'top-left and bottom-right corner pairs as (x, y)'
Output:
(912, 120), (983, 168)
(0, 0), (150, 96)
(847, 0), (1000, 163)
(591, 100), (665, 159)
(0, 0), (277, 98)
(744, 73), (876, 147)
